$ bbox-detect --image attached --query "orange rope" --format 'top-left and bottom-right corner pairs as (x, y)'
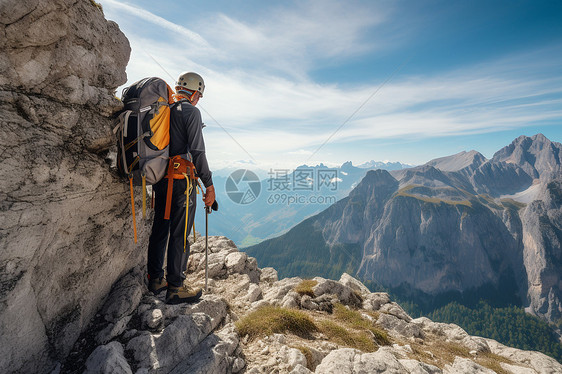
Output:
(129, 176), (137, 243)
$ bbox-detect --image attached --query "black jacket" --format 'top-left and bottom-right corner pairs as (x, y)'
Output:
(169, 99), (213, 188)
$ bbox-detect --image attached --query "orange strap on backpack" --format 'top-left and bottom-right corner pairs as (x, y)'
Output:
(163, 155), (197, 220)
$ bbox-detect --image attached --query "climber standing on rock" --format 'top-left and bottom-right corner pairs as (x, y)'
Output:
(147, 72), (215, 304)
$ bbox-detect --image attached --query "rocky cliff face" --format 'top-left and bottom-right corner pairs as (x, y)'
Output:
(75, 236), (562, 373)
(0, 1), (151, 373)
(247, 134), (562, 324)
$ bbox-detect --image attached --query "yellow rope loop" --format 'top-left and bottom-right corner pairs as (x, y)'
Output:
(182, 173), (193, 251)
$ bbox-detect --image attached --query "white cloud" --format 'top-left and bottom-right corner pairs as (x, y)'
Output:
(199, 1), (386, 78)
(101, 0), (212, 52)
(99, 1), (562, 169)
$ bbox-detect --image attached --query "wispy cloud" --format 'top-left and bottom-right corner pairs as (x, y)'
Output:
(99, 0), (562, 168)
(200, 1), (387, 78)
(101, 0), (212, 53)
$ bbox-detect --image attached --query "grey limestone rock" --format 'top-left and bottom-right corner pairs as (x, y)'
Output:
(412, 317), (489, 353)
(0, 0), (135, 372)
(263, 277), (303, 304)
(168, 324), (240, 374)
(290, 364), (313, 374)
(142, 309), (164, 331)
(443, 357), (494, 374)
(278, 345), (307, 371)
(246, 283), (263, 303)
(126, 313), (214, 372)
(84, 341), (132, 374)
(398, 359), (441, 374)
(485, 338), (562, 374)
(260, 267), (279, 283)
(281, 291), (300, 309)
(300, 294), (319, 310)
(96, 315), (132, 345)
(101, 270), (145, 323)
(315, 347), (409, 374)
(379, 302), (412, 322)
(377, 313), (422, 339)
(362, 292), (392, 311)
(339, 272), (371, 296)
(225, 252), (248, 274)
(312, 277), (362, 307)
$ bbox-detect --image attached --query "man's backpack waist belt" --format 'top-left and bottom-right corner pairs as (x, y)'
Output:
(164, 155), (197, 220)
(165, 155), (197, 180)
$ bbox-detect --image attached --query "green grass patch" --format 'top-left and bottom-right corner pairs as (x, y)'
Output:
(318, 320), (377, 352)
(476, 194), (503, 210)
(332, 304), (390, 346)
(235, 305), (317, 341)
(431, 340), (471, 365)
(395, 185), (472, 207)
(475, 352), (514, 374)
(500, 198), (526, 210)
(295, 279), (318, 297)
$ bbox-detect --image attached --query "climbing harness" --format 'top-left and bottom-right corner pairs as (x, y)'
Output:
(163, 155), (198, 250)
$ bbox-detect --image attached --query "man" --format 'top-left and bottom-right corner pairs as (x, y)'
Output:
(147, 72), (215, 304)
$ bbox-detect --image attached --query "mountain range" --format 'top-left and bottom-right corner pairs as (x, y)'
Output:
(245, 134), (562, 324)
(201, 161), (412, 246)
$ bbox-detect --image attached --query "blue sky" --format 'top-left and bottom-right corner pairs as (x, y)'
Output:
(99, 0), (562, 170)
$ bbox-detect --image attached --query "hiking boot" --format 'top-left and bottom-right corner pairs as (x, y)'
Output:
(166, 284), (202, 304)
(148, 275), (167, 295)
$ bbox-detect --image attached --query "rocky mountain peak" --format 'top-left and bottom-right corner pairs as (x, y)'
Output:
(492, 133), (562, 179)
(349, 169), (399, 202)
(426, 150), (487, 172)
(393, 165), (454, 188)
(340, 160), (355, 172)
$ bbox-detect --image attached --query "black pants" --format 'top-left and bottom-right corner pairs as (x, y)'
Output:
(147, 177), (197, 287)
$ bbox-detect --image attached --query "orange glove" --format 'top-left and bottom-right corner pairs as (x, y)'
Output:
(203, 185), (215, 207)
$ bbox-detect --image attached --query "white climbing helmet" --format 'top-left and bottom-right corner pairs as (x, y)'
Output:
(175, 72), (205, 96)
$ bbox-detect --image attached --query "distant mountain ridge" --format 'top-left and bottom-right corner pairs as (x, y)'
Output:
(206, 160), (415, 246)
(357, 160), (413, 170)
(245, 134), (562, 324)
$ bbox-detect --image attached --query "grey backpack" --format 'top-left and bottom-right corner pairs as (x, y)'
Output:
(114, 77), (174, 242)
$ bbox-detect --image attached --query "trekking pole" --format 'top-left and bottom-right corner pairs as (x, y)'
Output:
(205, 205), (210, 292)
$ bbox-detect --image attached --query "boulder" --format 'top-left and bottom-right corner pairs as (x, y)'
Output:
(412, 317), (489, 353)
(443, 357), (495, 374)
(362, 292), (391, 311)
(379, 302), (412, 322)
(278, 345), (307, 371)
(339, 273), (371, 296)
(315, 347), (409, 373)
(126, 313), (214, 372)
(260, 267), (279, 283)
(485, 338), (562, 373)
(84, 341), (132, 374)
(312, 277), (362, 307)
(376, 313), (422, 339)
